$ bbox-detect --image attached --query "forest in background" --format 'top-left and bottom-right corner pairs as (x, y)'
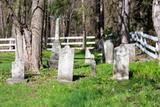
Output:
(0, 0), (154, 38)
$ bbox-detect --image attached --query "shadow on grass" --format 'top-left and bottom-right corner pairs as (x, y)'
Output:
(73, 75), (86, 81)
(129, 71), (133, 79)
(74, 64), (89, 69)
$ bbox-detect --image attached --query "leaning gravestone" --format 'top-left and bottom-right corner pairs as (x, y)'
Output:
(85, 48), (96, 76)
(112, 44), (129, 80)
(57, 45), (74, 82)
(6, 59), (25, 84)
(85, 48), (92, 64)
(104, 40), (114, 64)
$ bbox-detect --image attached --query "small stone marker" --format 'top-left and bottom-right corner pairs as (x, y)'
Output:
(104, 40), (114, 64)
(6, 59), (25, 84)
(85, 48), (92, 64)
(112, 44), (129, 80)
(57, 45), (74, 82)
(85, 48), (96, 76)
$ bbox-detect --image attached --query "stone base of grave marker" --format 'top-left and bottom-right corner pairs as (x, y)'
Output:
(57, 45), (74, 82)
(104, 40), (114, 64)
(48, 53), (59, 69)
(48, 41), (61, 69)
(112, 44), (129, 80)
(6, 59), (25, 84)
(51, 41), (61, 54)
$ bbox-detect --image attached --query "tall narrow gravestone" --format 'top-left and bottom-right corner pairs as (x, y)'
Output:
(58, 46), (74, 82)
(6, 59), (25, 84)
(48, 41), (61, 69)
(104, 40), (114, 64)
(112, 44), (129, 80)
(48, 18), (61, 69)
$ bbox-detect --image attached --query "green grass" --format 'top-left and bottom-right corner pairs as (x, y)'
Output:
(0, 50), (160, 107)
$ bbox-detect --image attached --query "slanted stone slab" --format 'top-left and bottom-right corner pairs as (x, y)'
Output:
(112, 44), (129, 80)
(58, 45), (74, 82)
(125, 43), (136, 62)
(85, 48), (96, 76)
(85, 48), (93, 64)
(6, 59), (25, 84)
(104, 40), (114, 64)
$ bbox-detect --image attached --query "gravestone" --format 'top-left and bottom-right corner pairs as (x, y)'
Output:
(48, 18), (61, 69)
(48, 41), (61, 69)
(125, 44), (136, 62)
(85, 48), (93, 64)
(58, 45), (74, 82)
(85, 48), (96, 76)
(104, 40), (114, 64)
(6, 59), (25, 84)
(112, 44), (129, 80)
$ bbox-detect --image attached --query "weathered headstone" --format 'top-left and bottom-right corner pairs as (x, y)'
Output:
(104, 40), (114, 64)
(85, 48), (93, 64)
(85, 48), (96, 76)
(112, 44), (129, 80)
(57, 45), (74, 82)
(6, 59), (25, 84)
(54, 18), (60, 41)
(48, 53), (59, 69)
(49, 18), (61, 69)
(125, 43), (136, 62)
(51, 18), (61, 54)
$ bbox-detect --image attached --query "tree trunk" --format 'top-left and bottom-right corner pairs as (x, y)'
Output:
(82, 0), (86, 50)
(152, 0), (160, 63)
(0, 1), (5, 37)
(31, 0), (44, 74)
(118, 0), (130, 44)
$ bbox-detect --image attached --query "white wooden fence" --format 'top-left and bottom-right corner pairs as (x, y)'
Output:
(130, 32), (159, 59)
(0, 38), (15, 52)
(0, 36), (95, 52)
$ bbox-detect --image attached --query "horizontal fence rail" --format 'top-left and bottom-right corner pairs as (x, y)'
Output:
(0, 38), (15, 52)
(130, 32), (159, 59)
(47, 36), (95, 50)
(0, 36), (96, 52)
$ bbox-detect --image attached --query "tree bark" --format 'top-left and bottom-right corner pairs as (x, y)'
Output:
(82, 0), (86, 50)
(118, 0), (130, 44)
(31, 0), (44, 74)
(152, 0), (160, 64)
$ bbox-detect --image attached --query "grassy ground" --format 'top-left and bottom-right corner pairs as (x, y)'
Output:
(0, 50), (160, 107)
